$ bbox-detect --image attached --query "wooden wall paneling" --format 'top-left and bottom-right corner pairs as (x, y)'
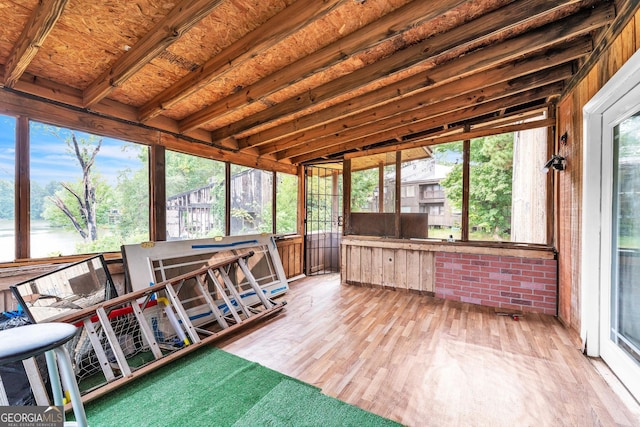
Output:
(421, 251), (435, 293)
(347, 245), (361, 284)
(406, 250), (421, 292)
(555, 10), (640, 331)
(371, 246), (383, 286)
(396, 249), (407, 290)
(360, 246), (372, 286)
(382, 248), (395, 287)
(570, 85), (585, 330)
(288, 243), (295, 276)
(275, 237), (303, 278)
(277, 246), (288, 274)
(294, 241), (302, 276)
(556, 93), (575, 327)
(340, 241), (346, 284)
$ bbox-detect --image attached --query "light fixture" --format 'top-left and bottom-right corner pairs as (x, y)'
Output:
(542, 154), (566, 173)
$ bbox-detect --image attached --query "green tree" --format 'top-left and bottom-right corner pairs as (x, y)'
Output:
(114, 163), (149, 238)
(437, 134), (513, 239)
(350, 168), (378, 212)
(43, 174), (114, 235)
(276, 173), (298, 234)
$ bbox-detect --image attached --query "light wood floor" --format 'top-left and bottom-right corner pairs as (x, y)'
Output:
(217, 274), (640, 426)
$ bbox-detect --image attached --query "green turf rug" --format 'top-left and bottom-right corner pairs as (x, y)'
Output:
(80, 347), (401, 427)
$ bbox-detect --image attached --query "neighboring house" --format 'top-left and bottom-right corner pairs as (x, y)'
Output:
(397, 159), (460, 229)
(166, 181), (222, 240)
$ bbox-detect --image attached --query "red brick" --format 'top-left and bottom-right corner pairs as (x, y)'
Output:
(522, 258), (545, 265)
(501, 291), (521, 298)
(491, 262), (512, 268)
(522, 270), (546, 278)
(499, 280), (521, 287)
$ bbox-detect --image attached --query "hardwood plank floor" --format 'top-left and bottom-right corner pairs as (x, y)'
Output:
(217, 274), (640, 426)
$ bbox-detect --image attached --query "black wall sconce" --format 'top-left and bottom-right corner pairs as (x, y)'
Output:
(542, 154), (566, 173)
(541, 131), (568, 173)
(560, 132), (568, 146)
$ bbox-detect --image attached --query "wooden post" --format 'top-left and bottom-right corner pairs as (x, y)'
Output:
(343, 159), (352, 235)
(272, 171), (277, 234)
(297, 165), (305, 237)
(378, 161), (385, 213)
(395, 151), (401, 238)
(149, 143), (166, 241)
(462, 129), (470, 241)
(225, 162), (231, 236)
(15, 116), (29, 259)
(547, 105), (556, 247)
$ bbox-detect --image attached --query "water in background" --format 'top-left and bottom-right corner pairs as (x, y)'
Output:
(0, 219), (82, 261)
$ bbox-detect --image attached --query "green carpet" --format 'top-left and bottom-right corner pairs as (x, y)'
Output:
(79, 347), (401, 427)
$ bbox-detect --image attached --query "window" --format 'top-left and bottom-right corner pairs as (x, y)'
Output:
(0, 115), (16, 262)
(29, 122), (149, 257)
(350, 167), (379, 213)
(468, 134), (514, 241)
(230, 165), (273, 235)
(466, 131), (547, 242)
(427, 142), (463, 240)
(165, 151), (225, 240)
(347, 127), (547, 243)
(350, 152), (396, 213)
(276, 173), (298, 234)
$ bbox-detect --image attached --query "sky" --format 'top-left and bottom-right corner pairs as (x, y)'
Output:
(1, 116), (146, 186)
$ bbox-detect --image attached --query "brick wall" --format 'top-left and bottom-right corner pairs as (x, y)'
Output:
(434, 252), (557, 315)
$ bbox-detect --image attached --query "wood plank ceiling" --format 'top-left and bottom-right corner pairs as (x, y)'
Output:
(0, 0), (622, 170)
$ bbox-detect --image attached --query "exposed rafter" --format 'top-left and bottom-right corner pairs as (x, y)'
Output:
(82, 0), (226, 108)
(0, 0), (626, 168)
(3, 0), (68, 88)
(138, 0), (345, 122)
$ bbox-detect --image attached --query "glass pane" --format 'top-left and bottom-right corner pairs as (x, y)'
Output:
(351, 167), (379, 212)
(383, 162), (396, 213)
(427, 142), (463, 240)
(0, 115), (16, 262)
(165, 151), (225, 240)
(512, 127), (548, 243)
(468, 134), (513, 242)
(276, 173), (298, 234)
(612, 111), (640, 363)
(230, 165), (273, 235)
(30, 122), (149, 257)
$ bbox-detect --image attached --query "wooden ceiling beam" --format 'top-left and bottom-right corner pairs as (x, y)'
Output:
(3, 0), (69, 88)
(290, 84), (561, 164)
(344, 117), (556, 160)
(276, 64), (572, 161)
(9, 72), (237, 150)
(204, 0), (611, 142)
(138, 0), (344, 122)
(82, 0), (226, 108)
(249, 33), (593, 152)
(158, 133), (296, 175)
(172, 0), (468, 130)
(193, 0), (578, 136)
(259, 37), (591, 156)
